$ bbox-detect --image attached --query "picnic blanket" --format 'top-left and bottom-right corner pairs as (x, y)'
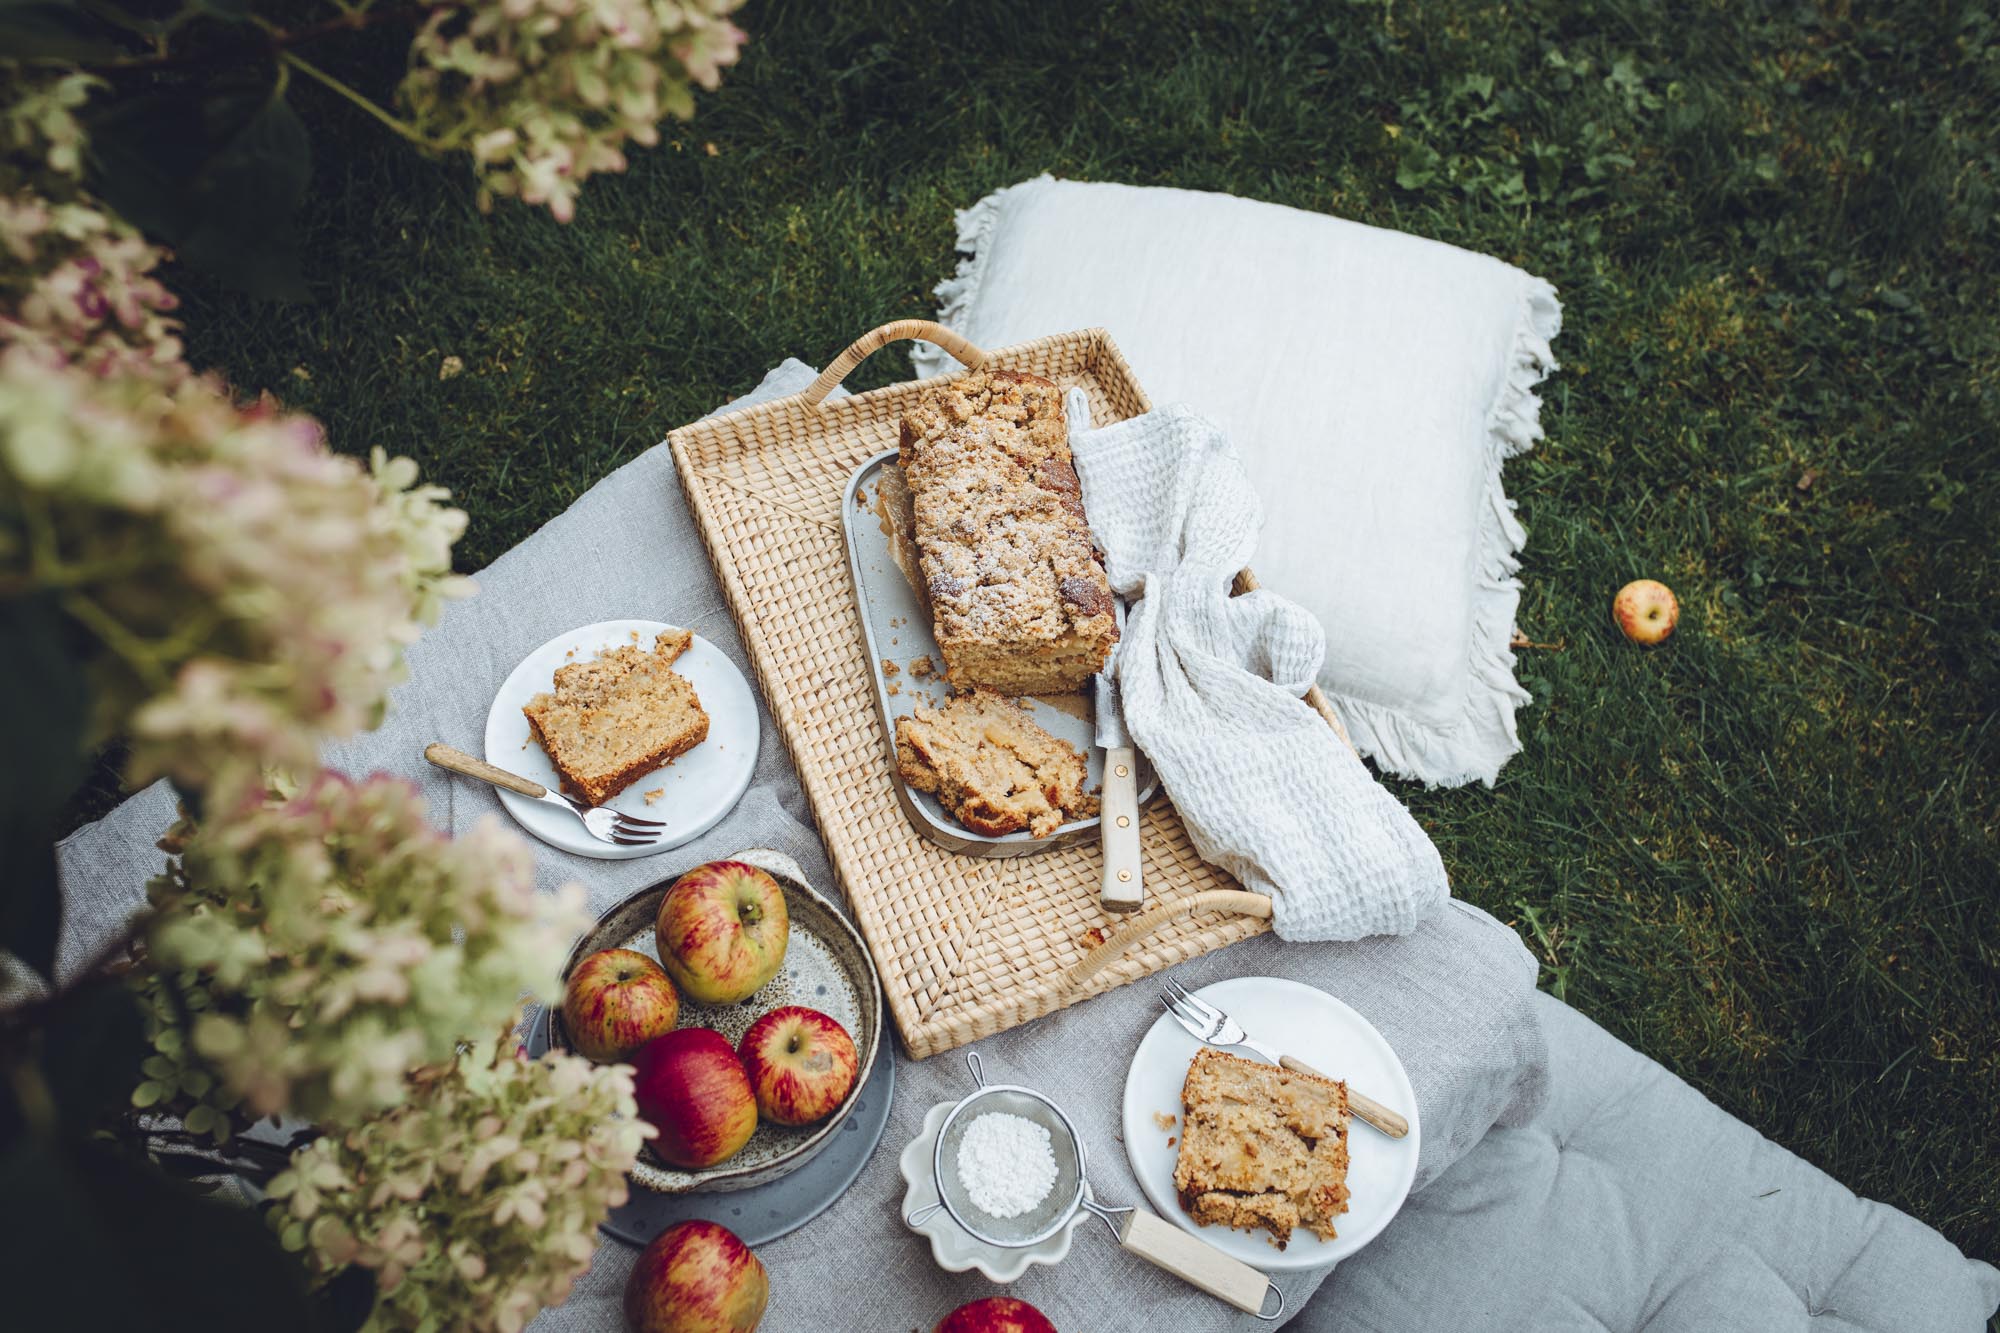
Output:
(56, 361), (1550, 1330)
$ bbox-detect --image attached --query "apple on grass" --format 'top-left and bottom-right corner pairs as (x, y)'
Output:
(632, 1029), (757, 1169)
(624, 1220), (768, 1333)
(738, 1006), (858, 1127)
(935, 1297), (1058, 1333)
(562, 947), (679, 1063)
(1612, 579), (1680, 645)
(656, 860), (790, 1005)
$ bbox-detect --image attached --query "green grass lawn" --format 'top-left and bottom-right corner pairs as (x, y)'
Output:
(148, 0), (1998, 1260)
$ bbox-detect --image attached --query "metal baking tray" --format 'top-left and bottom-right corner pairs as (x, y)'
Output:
(842, 447), (1156, 857)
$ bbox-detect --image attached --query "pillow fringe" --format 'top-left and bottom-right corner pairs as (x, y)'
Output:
(911, 175), (1055, 378)
(1326, 276), (1562, 787)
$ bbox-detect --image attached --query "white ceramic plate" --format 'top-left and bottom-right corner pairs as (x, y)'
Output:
(1121, 976), (1420, 1271)
(482, 619), (758, 860)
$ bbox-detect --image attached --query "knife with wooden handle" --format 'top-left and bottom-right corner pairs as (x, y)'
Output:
(1095, 597), (1143, 913)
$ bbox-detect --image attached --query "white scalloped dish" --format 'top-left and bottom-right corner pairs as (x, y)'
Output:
(899, 1100), (1091, 1282)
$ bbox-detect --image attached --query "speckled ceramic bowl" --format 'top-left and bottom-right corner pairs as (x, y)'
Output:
(547, 847), (883, 1193)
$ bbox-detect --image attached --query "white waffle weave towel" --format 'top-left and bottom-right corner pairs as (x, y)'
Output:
(1067, 391), (1448, 940)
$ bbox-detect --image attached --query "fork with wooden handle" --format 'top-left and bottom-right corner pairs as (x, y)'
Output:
(423, 743), (667, 847)
(1163, 977), (1410, 1138)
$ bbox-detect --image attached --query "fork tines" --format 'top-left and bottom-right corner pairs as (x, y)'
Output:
(1160, 979), (1226, 1041)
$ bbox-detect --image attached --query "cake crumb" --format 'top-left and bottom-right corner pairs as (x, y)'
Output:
(910, 655), (935, 679)
(1153, 1111), (1176, 1132)
(854, 484), (867, 505)
(643, 788), (665, 805)
(881, 658), (900, 676)
(887, 681), (901, 696)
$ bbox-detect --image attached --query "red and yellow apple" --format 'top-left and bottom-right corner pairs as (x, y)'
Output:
(737, 1006), (859, 1127)
(1612, 578), (1679, 646)
(562, 948), (679, 1063)
(623, 1220), (768, 1333)
(934, 1297), (1058, 1333)
(631, 1029), (757, 1168)
(655, 860), (790, 1004)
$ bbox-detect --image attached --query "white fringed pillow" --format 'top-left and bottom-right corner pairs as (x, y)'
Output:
(910, 176), (1560, 787)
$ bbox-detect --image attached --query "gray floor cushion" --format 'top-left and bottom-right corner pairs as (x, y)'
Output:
(1294, 992), (1999, 1331)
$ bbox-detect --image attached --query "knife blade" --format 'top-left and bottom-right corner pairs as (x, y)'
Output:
(1095, 597), (1142, 913)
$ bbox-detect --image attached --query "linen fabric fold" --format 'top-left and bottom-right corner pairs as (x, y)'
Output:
(1067, 392), (1448, 940)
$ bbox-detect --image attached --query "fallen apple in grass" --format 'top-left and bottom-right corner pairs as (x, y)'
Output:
(632, 1029), (757, 1168)
(562, 947), (679, 1063)
(1612, 578), (1680, 646)
(655, 860), (790, 1005)
(624, 1220), (768, 1333)
(738, 1006), (858, 1127)
(935, 1297), (1058, 1333)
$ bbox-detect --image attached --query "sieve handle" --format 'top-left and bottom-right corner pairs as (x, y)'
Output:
(1116, 1209), (1284, 1317)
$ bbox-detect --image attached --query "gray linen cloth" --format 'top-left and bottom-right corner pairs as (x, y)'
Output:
(55, 361), (1549, 1331)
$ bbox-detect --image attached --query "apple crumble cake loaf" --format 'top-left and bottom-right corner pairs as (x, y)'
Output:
(898, 369), (1117, 695)
(523, 630), (710, 806)
(1173, 1048), (1350, 1248)
(894, 689), (1098, 838)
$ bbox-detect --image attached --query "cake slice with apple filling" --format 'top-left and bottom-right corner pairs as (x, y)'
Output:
(1172, 1047), (1351, 1248)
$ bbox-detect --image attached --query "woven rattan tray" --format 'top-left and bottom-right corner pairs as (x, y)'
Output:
(669, 321), (1348, 1059)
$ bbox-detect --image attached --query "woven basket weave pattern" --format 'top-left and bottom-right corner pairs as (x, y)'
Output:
(670, 329), (1274, 1058)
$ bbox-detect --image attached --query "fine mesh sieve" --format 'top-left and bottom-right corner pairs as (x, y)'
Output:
(904, 1052), (1285, 1319)
(924, 1065), (1090, 1248)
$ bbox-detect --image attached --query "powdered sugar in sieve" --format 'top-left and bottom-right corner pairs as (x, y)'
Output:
(954, 1110), (1059, 1218)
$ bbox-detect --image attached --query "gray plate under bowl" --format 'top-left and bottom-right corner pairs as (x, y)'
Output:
(546, 848), (884, 1194)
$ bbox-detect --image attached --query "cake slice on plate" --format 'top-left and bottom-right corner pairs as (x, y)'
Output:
(523, 630), (709, 806)
(1173, 1047), (1351, 1249)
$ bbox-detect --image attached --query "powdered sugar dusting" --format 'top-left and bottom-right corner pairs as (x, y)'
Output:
(954, 1111), (1058, 1219)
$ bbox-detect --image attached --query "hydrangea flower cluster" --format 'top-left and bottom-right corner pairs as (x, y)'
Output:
(267, 1039), (651, 1333)
(0, 347), (474, 791)
(401, 0), (747, 221)
(136, 773), (588, 1133)
(0, 190), (185, 379)
(2, 72), (98, 178)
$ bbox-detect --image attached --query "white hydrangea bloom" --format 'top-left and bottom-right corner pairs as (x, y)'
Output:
(401, 0), (747, 220)
(267, 1038), (652, 1332)
(135, 776), (588, 1132)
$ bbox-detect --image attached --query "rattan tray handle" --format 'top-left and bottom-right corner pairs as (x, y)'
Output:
(1065, 889), (1274, 992)
(800, 319), (989, 407)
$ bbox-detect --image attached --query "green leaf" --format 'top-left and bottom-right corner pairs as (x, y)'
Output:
(1395, 138), (1441, 191)
(0, 0), (127, 60)
(37, 974), (149, 1125)
(315, 1264), (378, 1333)
(86, 81), (314, 302)
(181, 92), (313, 301)
(0, 1132), (321, 1331)
(0, 595), (92, 981)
